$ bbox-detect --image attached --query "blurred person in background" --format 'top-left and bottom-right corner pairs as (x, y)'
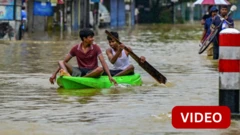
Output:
(211, 5), (234, 59)
(200, 6), (218, 56)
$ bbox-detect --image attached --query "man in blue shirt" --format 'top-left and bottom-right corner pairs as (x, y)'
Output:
(211, 5), (234, 59)
(201, 6), (212, 25)
(200, 6), (218, 56)
(19, 6), (27, 40)
(21, 6), (27, 29)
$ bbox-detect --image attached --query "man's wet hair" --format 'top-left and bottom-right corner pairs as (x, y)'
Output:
(221, 5), (228, 9)
(79, 28), (94, 41)
(107, 31), (119, 40)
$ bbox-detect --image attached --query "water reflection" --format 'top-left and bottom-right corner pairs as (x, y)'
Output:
(58, 88), (101, 97)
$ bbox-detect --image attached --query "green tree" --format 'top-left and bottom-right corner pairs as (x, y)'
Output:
(151, 0), (162, 22)
(228, 0), (238, 4)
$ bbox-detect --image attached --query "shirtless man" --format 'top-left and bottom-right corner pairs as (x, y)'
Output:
(105, 31), (145, 76)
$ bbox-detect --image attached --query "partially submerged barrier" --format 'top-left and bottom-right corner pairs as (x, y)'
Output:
(219, 28), (240, 118)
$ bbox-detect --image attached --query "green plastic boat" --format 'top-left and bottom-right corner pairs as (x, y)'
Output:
(57, 73), (142, 89)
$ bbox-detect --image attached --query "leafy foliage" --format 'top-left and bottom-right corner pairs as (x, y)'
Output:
(228, 0), (238, 4)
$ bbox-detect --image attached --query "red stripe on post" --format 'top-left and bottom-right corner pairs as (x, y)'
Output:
(219, 60), (240, 72)
(219, 34), (240, 47)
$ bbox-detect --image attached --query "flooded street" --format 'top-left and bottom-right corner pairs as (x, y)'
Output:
(0, 23), (240, 135)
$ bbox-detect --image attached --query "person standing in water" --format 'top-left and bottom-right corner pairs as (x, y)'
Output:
(200, 6), (218, 56)
(211, 5), (234, 59)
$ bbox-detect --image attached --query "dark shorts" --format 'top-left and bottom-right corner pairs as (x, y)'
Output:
(213, 38), (219, 60)
(71, 67), (93, 77)
(102, 70), (134, 76)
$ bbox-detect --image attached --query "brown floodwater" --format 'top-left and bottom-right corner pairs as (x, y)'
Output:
(0, 23), (240, 135)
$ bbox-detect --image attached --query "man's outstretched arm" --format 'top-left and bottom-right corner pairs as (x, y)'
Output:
(49, 54), (72, 84)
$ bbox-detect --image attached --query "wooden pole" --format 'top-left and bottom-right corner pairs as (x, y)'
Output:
(27, 0), (34, 33)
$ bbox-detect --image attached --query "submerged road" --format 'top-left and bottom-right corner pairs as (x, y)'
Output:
(0, 22), (240, 135)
